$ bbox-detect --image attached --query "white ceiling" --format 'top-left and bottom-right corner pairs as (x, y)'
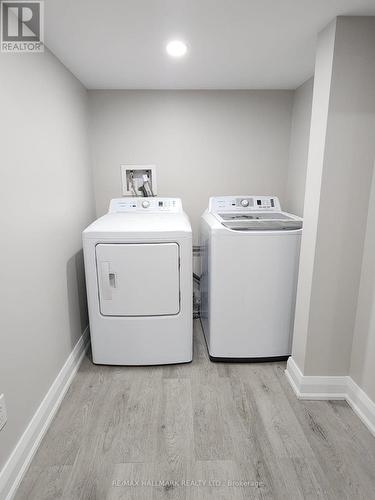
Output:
(45, 0), (375, 90)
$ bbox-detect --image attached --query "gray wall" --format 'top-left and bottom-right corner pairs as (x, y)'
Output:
(88, 90), (294, 240)
(292, 20), (337, 372)
(285, 78), (313, 217)
(350, 162), (375, 401)
(0, 49), (95, 472)
(292, 17), (375, 376)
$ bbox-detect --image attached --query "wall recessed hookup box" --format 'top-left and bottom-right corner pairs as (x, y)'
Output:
(121, 165), (157, 196)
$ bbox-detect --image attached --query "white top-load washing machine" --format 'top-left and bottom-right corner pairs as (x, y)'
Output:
(83, 197), (192, 365)
(200, 196), (302, 361)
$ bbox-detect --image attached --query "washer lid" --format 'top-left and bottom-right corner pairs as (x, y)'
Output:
(217, 211), (303, 231)
(208, 196), (303, 231)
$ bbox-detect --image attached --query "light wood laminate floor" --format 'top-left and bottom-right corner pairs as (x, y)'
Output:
(15, 321), (375, 499)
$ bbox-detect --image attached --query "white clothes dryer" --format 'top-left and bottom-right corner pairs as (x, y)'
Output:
(83, 197), (192, 365)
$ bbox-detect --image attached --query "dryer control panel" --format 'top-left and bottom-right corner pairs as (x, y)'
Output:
(109, 197), (182, 214)
(209, 196), (281, 213)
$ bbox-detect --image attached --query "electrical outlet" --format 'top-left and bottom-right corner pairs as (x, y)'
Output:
(0, 394), (7, 431)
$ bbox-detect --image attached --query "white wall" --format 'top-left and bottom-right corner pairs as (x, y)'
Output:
(88, 90), (294, 240)
(291, 20), (337, 372)
(350, 162), (375, 401)
(285, 77), (313, 217)
(292, 17), (375, 376)
(0, 48), (95, 475)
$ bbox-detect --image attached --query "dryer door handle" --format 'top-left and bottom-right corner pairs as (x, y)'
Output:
(99, 261), (113, 300)
(109, 272), (116, 288)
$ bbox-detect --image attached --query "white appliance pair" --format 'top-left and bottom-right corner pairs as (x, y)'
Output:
(83, 195), (302, 365)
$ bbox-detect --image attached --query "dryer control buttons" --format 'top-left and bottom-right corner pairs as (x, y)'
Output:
(240, 199), (249, 207)
(142, 200), (150, 208)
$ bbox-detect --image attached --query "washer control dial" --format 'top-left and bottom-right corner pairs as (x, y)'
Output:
(142, 200), (150, 208)
(240, 199), (249, 207)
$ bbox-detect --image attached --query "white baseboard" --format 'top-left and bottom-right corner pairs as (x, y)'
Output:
(346, 377), (375, 437)
(285, 356), (375, 437)
(285, 357), (348, 400)
(0, 327), (90, 500)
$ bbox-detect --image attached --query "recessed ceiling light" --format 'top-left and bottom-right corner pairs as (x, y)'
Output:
(166, 40), (187, 58)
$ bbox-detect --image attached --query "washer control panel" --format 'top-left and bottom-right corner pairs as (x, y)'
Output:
(209, 196), (281, 213)
(109, 197), (182, 213)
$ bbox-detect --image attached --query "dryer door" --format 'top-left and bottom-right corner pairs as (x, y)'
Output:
(95, 243), (180, 316)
